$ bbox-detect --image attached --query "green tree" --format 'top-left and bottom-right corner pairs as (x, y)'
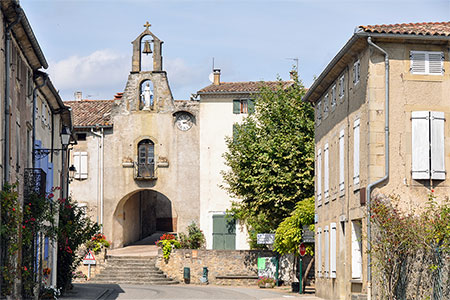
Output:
(222, 75), (315, 247)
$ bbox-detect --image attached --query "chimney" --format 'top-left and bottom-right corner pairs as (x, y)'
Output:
(213, 69), (221, 85)
(74, 91), (82, 100)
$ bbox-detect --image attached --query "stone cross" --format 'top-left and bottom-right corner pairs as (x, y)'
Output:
(144, 21), (151, 29)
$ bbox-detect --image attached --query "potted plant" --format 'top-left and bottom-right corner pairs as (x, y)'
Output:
(257, 277), (275, 288)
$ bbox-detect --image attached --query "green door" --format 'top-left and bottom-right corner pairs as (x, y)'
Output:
(212, 215), (236, 250)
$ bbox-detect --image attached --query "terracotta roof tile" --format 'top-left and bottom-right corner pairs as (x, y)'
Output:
(64, 100), (114, 127)
(359, 22), (450, 36)
(198, 81), (293, 94)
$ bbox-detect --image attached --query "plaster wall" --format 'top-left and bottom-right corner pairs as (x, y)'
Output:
(199, 94), (250, 250)
(314, 39), (450, 300)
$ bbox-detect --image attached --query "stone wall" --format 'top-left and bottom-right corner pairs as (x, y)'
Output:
(156, 249), (275, 285)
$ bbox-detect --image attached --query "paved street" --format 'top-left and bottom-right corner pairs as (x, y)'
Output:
(61, 283), (324, 300)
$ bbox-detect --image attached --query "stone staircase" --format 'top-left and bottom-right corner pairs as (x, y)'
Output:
(90, 256), (178, 285)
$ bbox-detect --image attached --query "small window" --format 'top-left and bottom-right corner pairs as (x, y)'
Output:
(353, 60), (360, 85)
(410, 51), (444, 75)
(316, 101), (322, 124)
(331, 85), (336, 109)
(339, 75), (345, 98)
(233, 99), (254, 114)
(76, 133), (87, 141)
(137, 139), (155, 178)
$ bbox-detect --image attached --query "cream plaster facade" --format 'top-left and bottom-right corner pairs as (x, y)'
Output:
(305, 29), (450, 300)
(198, 92), (251, 250)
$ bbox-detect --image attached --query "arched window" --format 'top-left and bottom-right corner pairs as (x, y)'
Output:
(137, 139), (155, 178)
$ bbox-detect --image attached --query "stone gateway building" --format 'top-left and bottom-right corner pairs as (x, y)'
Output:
(67, 25), (200, 248)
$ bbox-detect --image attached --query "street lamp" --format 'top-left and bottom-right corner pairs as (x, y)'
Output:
(69, 165), (76, 181)
(61, 126), (71, 147)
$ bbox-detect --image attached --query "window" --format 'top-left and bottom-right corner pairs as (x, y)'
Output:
(410, 51), (444, 75)
(339, 129), (345, 193)
(323, 94), (329, 117)
(353, 119), (360, 186)
(138, 139), (155, 178)
(76, 133), (87, 141)
(339, 75), (345, 98)
(316, 101), (322, 123)
(353, 60), (360, 85)
(351, 220), (362, 279)
(324, 225), (329, 277)
(411, 111), (445, 180)
(330, 223), (337, 278)
(73, 152), (88, 179)
(317, 148), (322, 205)
(233, 99), (255, 114)
(317, 227), (322, 277)
(324, 143), (329, 200)
(331, 85), (336, 109)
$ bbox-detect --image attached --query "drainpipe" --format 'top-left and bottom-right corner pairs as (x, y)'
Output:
(91, 128), (104, 232)
(32, 72), (48, 167)
(3, 6), (22, 183)
(366, 37), (389, 300)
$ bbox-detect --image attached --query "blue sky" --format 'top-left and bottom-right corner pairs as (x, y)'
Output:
(21, 0), (450, 101)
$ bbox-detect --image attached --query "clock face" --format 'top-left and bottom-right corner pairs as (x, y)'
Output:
(176, 113), (193, 131)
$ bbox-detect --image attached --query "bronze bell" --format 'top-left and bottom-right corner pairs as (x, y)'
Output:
(142, 40), (152, 55)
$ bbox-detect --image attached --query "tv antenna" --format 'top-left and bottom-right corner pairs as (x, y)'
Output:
(208, 57), (215, 83)
(286, 57), (299, 72)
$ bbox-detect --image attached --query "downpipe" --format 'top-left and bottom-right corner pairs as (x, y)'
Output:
(366, 37), (390, 300)
(91, 128), (104, 232)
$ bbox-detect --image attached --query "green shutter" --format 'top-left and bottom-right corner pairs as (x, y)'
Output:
(232, 123), (238, 141)
(233, 100), (241, 114)
(212, 215), (236, 250)
(248, 99), (255, 114)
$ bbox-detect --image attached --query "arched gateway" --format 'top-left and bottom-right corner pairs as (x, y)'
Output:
(113, 189), (177, 247)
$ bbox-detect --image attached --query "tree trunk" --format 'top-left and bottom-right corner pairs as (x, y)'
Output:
(303, 257), (314, 291)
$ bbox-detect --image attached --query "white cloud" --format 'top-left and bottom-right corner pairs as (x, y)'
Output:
(48, 49), (209, 100)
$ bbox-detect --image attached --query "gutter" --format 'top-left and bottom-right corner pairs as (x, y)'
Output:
(366, 37), (390, 300)
(3, 4), (22, 184)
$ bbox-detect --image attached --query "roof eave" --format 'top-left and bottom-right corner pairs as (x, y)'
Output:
(303, 32), (450, 103)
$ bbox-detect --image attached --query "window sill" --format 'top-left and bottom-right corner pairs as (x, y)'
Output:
(134, 176), (157, 181)
(350, 279), (363, 284)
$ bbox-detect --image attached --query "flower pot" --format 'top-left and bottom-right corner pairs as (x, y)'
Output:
(265, 283), (273, 288)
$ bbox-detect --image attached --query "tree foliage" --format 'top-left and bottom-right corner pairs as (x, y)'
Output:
(222, 76), (315, 247)
(273, 196), (315, 255)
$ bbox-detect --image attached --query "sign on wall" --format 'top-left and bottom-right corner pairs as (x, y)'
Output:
(257, 233), (275, 245)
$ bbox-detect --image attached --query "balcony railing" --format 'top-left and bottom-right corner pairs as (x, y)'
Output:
(134, 162), (156, 180)
(24, 168), (46, 199)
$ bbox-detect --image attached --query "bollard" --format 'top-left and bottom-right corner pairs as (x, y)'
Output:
(202, 267), (208, 284)
(183, 267), (190, 284)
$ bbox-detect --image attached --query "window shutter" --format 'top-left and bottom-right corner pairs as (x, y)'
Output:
(324, 226), (329, 277)
(317, 149), (322, 204)
(431, 111), (445, 180)
(232, 123), (238, 141)
(411, 111), (430, 179)
(353, 119), (360, 185)
(233, 100), (240, 114)
(339, 129), (345, 191)
(324, 143), (329, 199)
(351, 221), (362, 279)
(316, 101), (322, 122)
(330, 223), (337, 278)
(317, 228), (322, 277)
(429, 52), (444, 75)
(80, 152), (88, 179)
(247, 99), (255, 114)
(339, 75), (345, 98)
(73, 152), (81, 179)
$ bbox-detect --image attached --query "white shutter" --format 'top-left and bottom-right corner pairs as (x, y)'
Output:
(330, 223), (337, 278)
(351, 221), (362, 279)
(317, 228), (322, 277)
(317, 149), (322, 204)
(73, 152), (81, 179)
(324, 143), (329, 199)
(410, 51), (426, 74)
(428, 52), (444, 75)
(339, 129), (345, 191)
(80, 152), (88, 179)
(353, 119), (360, 185)
(431, 111), (445, 180)
(324, 226), (329, 277)
(411, 111), (430, 179)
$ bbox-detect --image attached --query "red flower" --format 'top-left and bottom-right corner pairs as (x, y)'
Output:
(23, 266), (28, 271)
(30, 218), (35, 222)
(12, 208), (15, 212)
(48, 193), (54, 198)
(29, 203), (31, 206)
(22, 225), (26, 229)
(431, 189), (435, 193)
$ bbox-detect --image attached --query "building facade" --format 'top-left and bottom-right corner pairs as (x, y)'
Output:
(67, 26), (200, 248)
(303, 22), (450, 300)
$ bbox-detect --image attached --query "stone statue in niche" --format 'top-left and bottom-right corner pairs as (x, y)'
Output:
(141, 82), (154, 110)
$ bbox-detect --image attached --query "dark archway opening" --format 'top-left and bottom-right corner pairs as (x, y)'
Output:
(120, 190), (176, 246)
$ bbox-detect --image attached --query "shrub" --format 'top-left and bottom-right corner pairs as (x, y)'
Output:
(85, 233), (111, 254)
(178, 222), (206, 249)
(156, 234), (180, 261)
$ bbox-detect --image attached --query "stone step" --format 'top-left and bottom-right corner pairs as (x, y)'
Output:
(102, 265), (160, 271)
(96, 270), (164, 275)
(89, 279), (179, 285)
(106, 256), (156, 261)
(94, 272), (167, 279)
(90, 277), (178, 284)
